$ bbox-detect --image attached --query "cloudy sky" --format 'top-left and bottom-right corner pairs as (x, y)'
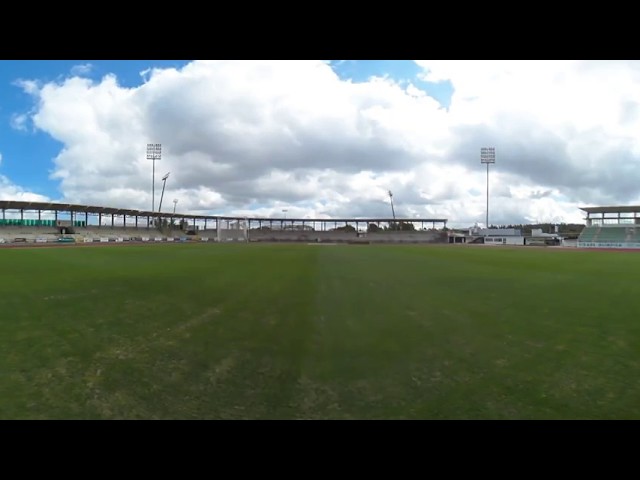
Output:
(0, 60), (638, 227)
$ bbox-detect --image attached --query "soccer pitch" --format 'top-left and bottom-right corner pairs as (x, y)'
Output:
(2, 243), (639, 419)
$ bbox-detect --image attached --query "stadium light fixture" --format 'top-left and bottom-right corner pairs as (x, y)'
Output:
(147, 143), (162, 212)
(282, 208), (288, 219)
(480, 147), (496, 228)
(158, 172), (170, 214)
(173, 199), (178, 215)
(388, 190), (396, 229)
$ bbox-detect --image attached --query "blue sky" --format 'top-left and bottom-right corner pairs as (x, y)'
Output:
(330, 60), (454, 108)
(1, 60), (639, 227)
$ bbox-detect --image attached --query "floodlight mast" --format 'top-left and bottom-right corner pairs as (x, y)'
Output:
(388, 190), (396, 229)
(158, 172), (170, 214)
(480, 147), (496, 228)
(147, 144), (162, 212)
(173, 199), (178, 215)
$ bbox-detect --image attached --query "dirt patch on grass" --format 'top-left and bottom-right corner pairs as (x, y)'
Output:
(206, 355), (237, 386)
(43, 289), (101, 301)
(295, 376), (343, 419)
(172, 307), (222, 336)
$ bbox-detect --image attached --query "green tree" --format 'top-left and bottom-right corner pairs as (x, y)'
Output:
(334, 224), (356, 232)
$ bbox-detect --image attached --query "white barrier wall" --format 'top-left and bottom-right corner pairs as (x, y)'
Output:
(578, 242), (640, 248)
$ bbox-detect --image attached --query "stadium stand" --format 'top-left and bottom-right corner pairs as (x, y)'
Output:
(578, 206), (640, 248)
(0, 200), (449, 246)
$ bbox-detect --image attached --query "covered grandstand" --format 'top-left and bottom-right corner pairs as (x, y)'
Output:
(0, 200), (448, 245)
(578, 205), (640, 248)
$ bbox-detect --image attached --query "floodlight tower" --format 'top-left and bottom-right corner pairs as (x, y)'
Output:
(388, 190), (396, 229)
(147, 143), (162, 212)
(173, 199), (178, 215)
(158, 172), (170, 214)
(480, 147), (496, 228)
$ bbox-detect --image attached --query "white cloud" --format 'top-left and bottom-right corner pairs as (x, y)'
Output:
(0, 174), (50, 202)
(10, 113), (28, 131)
(0, 153), (52, 202)
(139, 68), (152, 83)
(13, 60), (640, 227)
(14, 79), (40, 95)
(70, 63), (93, 76)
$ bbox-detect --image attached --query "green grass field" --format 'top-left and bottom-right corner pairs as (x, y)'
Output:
(1, 243), (640, 419)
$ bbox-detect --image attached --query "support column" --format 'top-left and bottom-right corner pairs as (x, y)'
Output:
(111, 214), (114, 227)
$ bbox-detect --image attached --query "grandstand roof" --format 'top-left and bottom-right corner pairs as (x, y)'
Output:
(0, 200), (447, 223)
(580, 206), (640, 214)
(0, 200), (186, 219)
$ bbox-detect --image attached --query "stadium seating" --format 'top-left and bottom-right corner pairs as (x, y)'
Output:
(578, 226), (599, 242)
(596, 228), (627, 242)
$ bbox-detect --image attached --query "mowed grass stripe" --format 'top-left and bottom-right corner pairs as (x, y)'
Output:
(0, 244), (319, 419)
(308, 245), (640, 418)
(1, 243), (640, 418)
